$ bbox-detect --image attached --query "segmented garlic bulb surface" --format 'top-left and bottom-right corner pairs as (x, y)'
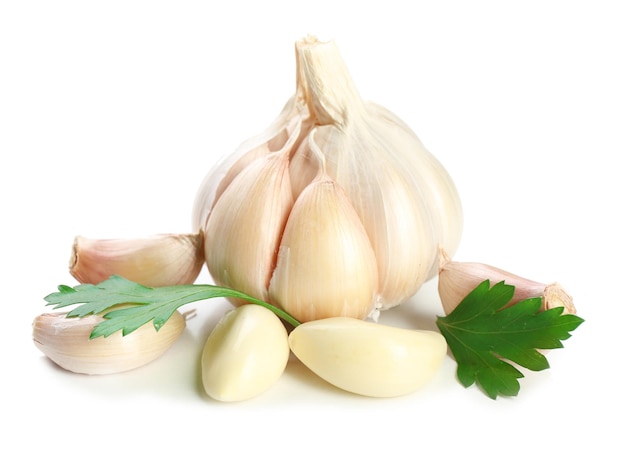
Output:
(193, 36), (463, 322)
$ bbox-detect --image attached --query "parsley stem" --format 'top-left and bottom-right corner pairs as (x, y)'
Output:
(205, 285), (302, 328)
(45, 276), (302, 337)
(134, 283), (303, 329)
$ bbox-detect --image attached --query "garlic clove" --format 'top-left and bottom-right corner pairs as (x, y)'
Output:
(204, 149), (294, 304)
(209, 112), (305, 218)
(369, 103), (464, 280)
(192, 96), (312, 232)
(70, 233), (204, 287)
(201, 304), (289, 402)
(32, 310), (186, 375)
(210, 144), (271, 212)
(268, 173), (379, 322)
(438, 253), (577, 315)
(294, 121), (439, 312)
(289, 317), (447, 398)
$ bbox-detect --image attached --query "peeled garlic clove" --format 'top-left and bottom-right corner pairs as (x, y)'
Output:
(201, 304), (289, 402)
(438, 254), (576, 315)
(289, 317), (447, 398)
(70, 233), (204, 287)
(32, 310), (185, 375)
(269, 173), (378, 322)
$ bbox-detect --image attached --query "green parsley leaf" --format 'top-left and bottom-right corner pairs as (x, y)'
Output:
(436, 280), (584, 400)
(44, 275), (301, 338)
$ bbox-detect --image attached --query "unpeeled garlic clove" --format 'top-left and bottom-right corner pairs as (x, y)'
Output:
(290, 37), (458, 308)
(288, 317), (447, 398)
(438, 253), (576, 316)
(268, 172), (379, 323)
(192, 96), (311, 232)
(70, 233), (204, 287)
(204, 149), (294, 305)
(201, 304), (290, 402)
(32, 310), (186, 375)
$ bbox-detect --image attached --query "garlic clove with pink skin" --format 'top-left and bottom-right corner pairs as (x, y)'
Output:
(438, 252), (576, 316)
(70, 233), (205, 287)
(32, 310), (186, 375)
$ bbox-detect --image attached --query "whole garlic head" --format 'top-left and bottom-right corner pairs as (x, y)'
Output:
(193, 36), (463, 322)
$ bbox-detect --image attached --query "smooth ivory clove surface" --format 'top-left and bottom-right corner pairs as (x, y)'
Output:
(192, 36), (463, 322)
(201, 304), (290, 402)
(289, 317), (447, 398)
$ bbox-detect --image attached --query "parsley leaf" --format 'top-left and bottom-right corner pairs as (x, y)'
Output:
(436, 280), (584, 399)
(44, 275), (301, 338)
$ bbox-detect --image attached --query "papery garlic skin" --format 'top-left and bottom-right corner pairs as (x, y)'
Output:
(70, 233), (204, 287)
(201, 304), (290, 402)
(192, 36), (463, 321)
(438, 257), (577, 315)
(204, 145), (294, 305)
(268, 173), (379, 322)
(192, 97), (309, 230)
(289, 317), (447, 398)
(32, 310), (185, 375)
(369, 103), (464, 280)
(290, 37), (462, 305)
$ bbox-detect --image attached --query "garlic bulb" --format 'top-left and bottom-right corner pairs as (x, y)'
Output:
(193, 36), (463, 322)
(201, 304), (290, 402)
(70, 233), (204, 287)
(438, 253), (577, 315)
(32, 310), (186, 375)
(289, 317), (447, 398)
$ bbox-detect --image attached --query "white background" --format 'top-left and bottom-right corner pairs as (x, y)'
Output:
(2, 1), (624, 447)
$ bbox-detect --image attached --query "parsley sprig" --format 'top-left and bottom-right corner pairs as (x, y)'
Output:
(436, 280), (584, 399)
(44, 275), (301, 338)
(43, 276), (583, 399)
